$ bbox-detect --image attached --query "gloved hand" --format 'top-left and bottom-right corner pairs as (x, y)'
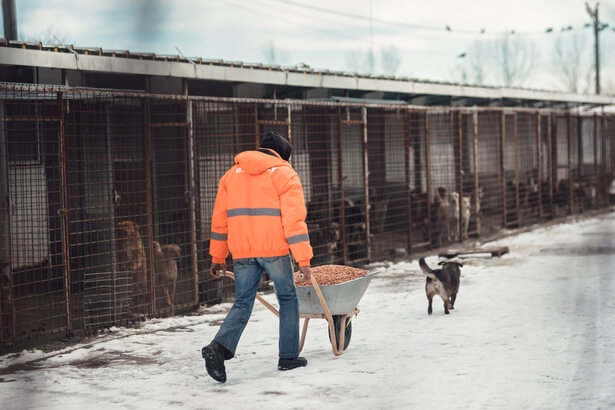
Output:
(210, 263), (226, 278)
(298, 265), (311, 281)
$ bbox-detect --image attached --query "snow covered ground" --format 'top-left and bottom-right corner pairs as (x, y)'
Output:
(1, 212), (615, 410)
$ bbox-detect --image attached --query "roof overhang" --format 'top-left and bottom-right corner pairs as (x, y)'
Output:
(1, 44), (614, 108)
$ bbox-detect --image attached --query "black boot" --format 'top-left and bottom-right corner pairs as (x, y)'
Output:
(202, 342), (227, 383)
(278, 356), (308, 371)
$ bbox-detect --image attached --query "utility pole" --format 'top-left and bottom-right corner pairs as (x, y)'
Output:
(585, 2), (609, 94)
(368, 0), (374, 74)
(2, 0), (17, 40)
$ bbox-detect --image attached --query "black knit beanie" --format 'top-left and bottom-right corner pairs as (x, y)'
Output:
(259, 131), (292, 161)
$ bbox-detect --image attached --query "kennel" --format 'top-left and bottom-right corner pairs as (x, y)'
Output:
(1, 82), (614, 347)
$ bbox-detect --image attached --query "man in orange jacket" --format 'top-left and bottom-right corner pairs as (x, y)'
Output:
(202, 131), (313, 383)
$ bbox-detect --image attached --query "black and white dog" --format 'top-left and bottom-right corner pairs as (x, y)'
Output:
(419, 257), (463, 315)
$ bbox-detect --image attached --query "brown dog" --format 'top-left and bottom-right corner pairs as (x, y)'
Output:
(153, 241), (181, 308)
(116, 221), (148, 309)
(419, 257), (463, 315)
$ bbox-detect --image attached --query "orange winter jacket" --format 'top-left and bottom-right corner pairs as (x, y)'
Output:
(209, 149), (313, 266)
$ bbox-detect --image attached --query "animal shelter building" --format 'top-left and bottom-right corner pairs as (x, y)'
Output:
(1, 40), (615, 347)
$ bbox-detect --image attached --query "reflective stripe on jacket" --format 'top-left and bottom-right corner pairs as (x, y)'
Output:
(209, 149), (313, 266)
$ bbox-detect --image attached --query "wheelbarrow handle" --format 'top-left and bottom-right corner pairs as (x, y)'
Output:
(217, 270), (280, 317)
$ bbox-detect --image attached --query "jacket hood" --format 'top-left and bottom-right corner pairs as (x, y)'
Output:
(234, 150), (289, 175)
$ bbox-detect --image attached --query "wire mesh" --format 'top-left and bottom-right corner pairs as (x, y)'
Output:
(476, 111), (503, 236)
(407, 110), (429, 250)
(517, 112), (540, 225)
(553, 114), (571, 217)
(340, 106), (368, 265)
(367, 108), (409, 260)
(193, 101), (256, 305)
(292, 104), (343, 266)
(65, 95), (150, 329)
(1, 87), (66, 343)
(460, 112), (484, 237)
(149, 99), (195, 313)
(540, 115), (553, 218)
(578, 116), (598, 212)
(2, 82), (615, 347)
(427, 111), (460, 246)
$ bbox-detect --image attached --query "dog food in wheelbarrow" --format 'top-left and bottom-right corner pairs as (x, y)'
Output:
(295, 264), (370, 286)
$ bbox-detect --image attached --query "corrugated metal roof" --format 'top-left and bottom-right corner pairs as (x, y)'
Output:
(0, 38), (496, 88)
(1, 39), (614, 108)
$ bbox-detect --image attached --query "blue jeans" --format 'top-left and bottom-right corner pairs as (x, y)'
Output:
(213, 255), (300, 359)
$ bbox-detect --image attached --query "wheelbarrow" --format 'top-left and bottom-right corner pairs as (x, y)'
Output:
(221, 270), (377, 356)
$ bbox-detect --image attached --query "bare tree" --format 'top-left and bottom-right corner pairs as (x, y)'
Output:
(262, 40), (279, 65)
(19, 30), (67, 45)
(455, 36), (535, 87)
(345, 48), (374, 74)
(466, 41), (488, 85)
(380, 45), (402, 76)
(552, 32), (589, 93)
(346, 45), (402, 76)
(493, 34), (536, 87)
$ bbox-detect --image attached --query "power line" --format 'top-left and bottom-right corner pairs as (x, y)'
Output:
(265, 0), (599, 37)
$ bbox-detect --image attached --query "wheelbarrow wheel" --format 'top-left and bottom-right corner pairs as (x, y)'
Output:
(328, 315), (352, 351)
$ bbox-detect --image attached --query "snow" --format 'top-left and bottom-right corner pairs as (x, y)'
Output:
(2, 212), (615, 410)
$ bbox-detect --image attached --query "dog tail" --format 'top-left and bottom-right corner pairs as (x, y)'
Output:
(419, 258), (438, 280)
(419, 257), (432, 273)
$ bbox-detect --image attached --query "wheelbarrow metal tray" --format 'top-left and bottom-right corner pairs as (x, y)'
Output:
(297, 271), (377, 315)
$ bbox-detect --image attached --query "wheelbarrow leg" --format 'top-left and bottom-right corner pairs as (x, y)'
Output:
(309, 275), (345, 356)
(337, 317), (346, 354)
(299, 318), (310, 352)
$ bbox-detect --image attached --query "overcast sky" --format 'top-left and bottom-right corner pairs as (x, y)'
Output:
(5, 0), (615, 92)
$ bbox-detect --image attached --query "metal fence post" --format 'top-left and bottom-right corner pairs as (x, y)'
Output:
(254, 103), (259, 146)
(514, 113), (521, 224)
(337, 107), (347, 265)
(361, 107), (371, 261)
(499, 110), (506, 227)
(143, 99), (156, 316)
(404, 110), (412, 252)
(186, 98), (199, 307)
(547, 114), (554, 218)
(424, 111), (432, 246)
(536, 111), (543, 218)
(57, 91), (72, 337)
(287, 105), (292, 147)
(472, 110), (480, 235)
(567, 113), (572, 215)
(0, 95), (15, 344)
(594, 113), (598, 176)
